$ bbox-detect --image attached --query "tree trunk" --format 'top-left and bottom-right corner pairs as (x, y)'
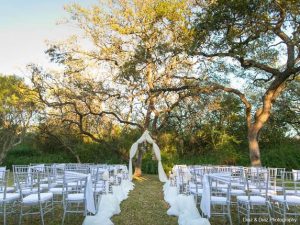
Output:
(0, 148), (9, 165)
(134, 150), (143, 177)
(248, 127), (262, 167)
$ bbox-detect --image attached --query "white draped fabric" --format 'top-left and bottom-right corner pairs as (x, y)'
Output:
(83, 180), (134, 225)
(200, 174), (210, 218)
(128, 130), (167, 182)
(163, 181), (211, 225)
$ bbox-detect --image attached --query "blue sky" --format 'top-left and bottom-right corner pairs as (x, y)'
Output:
(0, 0), (96, 76)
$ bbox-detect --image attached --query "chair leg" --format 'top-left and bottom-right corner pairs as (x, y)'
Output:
(283, 204), (286, 225)
(267, 202), (273, 225)
(40, 203), (45, 225)
(51, 198), (54, 220)
(3, 203), (6, 225)
(18, 205), (23, 225)
(227, 204), (233, 225)
(62, 202), (67, 225)
(237, 202), (241, 225)
(61, 211), (66, 225)
(246, 205), (250, 225)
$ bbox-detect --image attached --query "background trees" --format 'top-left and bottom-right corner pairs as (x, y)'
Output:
(0, 75), (37, 164)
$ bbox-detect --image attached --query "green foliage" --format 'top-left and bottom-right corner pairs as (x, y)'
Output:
(3, 145), (74, 169)
(2, 129), (300, 173)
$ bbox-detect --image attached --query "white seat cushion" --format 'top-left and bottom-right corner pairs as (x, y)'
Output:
(189, 183), (203, 195)
(231, 182), (244, 188)
(21, 188), (38, 195)
(23, 192), (53, 204)
(212, 183), (228, 189)
(40, 184), (49, 189)
(271, 195), (300, 205)
(49, 187), (64, 195)
(0, 193), (20, 202)
(6, 187), (15, 193)
(211, 196), (227, 205)
(251, 189), (277, 195)
(221, 188), (245, 195)
(66, 193), (84, 201)
(93, 187), (105, 193)
(269, 186), (283, 191)
(285, 190), (300, 195)
(237, 196), (267, 205)
(190, 188), (203, 195)
(67, 182), (79, 187)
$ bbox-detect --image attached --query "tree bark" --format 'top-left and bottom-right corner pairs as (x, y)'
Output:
(248, 127), (262, 166)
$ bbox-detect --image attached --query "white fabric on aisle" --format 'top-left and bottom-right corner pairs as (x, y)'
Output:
(200, 174), (210, 218)
(128, 130), (167, 182)
(163, 181), (211, 225)
(86, 174), (96, 214)
(82, 180), (134, 225)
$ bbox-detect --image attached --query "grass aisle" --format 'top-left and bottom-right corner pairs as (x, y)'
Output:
(112, 174), (177, 225)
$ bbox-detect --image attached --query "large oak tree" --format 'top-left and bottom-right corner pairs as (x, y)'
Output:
(31, 0), (199, 176)
(191, 0), (300, 166)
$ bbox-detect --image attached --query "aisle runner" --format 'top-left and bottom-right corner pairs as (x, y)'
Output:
(83, 180), (134, 225)
(112, 175), (177, 225)
(163, 181), (211, 225)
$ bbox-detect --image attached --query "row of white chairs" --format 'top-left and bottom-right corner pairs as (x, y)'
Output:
(171, 165), (300, 225)
(0, 163), (129, 225)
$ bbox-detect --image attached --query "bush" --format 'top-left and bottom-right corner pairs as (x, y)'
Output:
(3, 145), (74, 169)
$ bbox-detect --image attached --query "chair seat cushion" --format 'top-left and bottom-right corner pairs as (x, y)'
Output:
(269, 186), (283, 191)
(93, 187), (106, 193)
(40, 183), (49, 189)
(285, 190), (300, 195)
(23, 192), (53, 204)
(189, 183), (203, 195)
(49, 187), (64, 195)
(67, 193), (84, 201)
(251, 189), (277, 195)
(0, 193), (20, 202)
(221, 188), (245, 195)
(211, 196), (227, 205)
(6, 187), (15, 193)
(231, 182), (244, 188)
(271, 195), (300, 205)
(190, 188), (203, 195)
(21, 188), (38, 195)
(237, 196), (267, 205)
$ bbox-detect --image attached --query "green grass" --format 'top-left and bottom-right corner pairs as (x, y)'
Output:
(112, 175), (177, 225)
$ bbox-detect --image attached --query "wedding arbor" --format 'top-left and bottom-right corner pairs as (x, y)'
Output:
(128, 130), (168, 182)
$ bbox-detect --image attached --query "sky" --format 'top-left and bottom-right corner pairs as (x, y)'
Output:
(0, 0), (245, 89)
(0, 0), (96, 77)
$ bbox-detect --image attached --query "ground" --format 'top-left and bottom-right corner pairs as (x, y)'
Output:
(112, 175), (177, 225)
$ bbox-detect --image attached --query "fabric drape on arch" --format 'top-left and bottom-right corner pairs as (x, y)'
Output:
(128, 130), (168, 182)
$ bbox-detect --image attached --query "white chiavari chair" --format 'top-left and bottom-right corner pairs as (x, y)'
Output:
(61, 168), (89, 225)
(208, 174), (233, 225)
(0, 170), (20, 225)
(237, 168), (273, 225)
(271, 171), (300, 224)
(16, 170), (53, 225)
